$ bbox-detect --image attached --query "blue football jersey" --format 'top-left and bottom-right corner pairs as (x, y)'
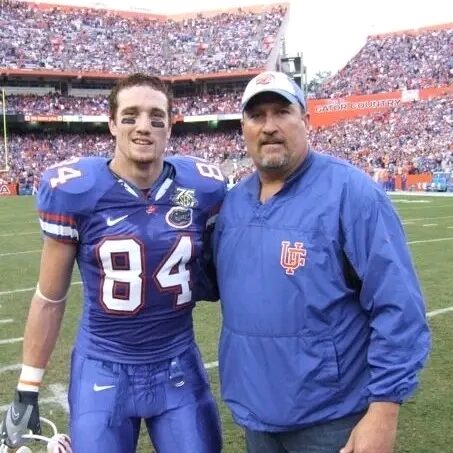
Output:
(37, 156), (226, 364)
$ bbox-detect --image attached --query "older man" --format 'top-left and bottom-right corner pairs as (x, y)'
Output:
(213, 71), (430, 453)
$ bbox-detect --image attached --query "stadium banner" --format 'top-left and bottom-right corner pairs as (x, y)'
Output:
(419, 85), (453, 100)
(184, 114), (219, 123)
(24, 114), (63, 122)
(309, 91), (403, 127)
(173, 114), (184, 124)
(61, 115), (109, 122)
(81, 115), (108, 122)
(0, 183), (18, 196)
(62, 115), (83, 122)
(182, 113), (241, 123)
(5, 114), (24, 122)
(395, 173), (432, 191)
(218, 113), (241, 120)
(309, 85), (453, 127)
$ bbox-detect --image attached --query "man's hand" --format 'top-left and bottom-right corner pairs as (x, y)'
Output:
(0, 391), (41, 448)
(340, 402), (399, 453)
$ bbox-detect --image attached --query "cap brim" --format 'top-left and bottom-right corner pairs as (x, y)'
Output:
(241, 89), (300, 112)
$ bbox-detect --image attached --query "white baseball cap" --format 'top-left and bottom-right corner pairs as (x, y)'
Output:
(241, 71), (306, 112)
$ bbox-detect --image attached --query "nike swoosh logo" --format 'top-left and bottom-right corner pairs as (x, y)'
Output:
(93, 384), (115, 392)
(11, 406), (20, 421)
(106, 215), (128, 226)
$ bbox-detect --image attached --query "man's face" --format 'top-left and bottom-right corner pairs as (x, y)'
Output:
(242, 93), (309, 178)
(108, 85), (171, 166)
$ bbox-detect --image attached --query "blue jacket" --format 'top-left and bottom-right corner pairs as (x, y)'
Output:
(213, 151), (430, 432)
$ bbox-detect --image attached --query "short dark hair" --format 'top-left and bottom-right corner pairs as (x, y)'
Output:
(108, 73), (173, 121)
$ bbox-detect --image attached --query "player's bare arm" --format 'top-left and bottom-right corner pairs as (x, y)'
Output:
(22, 237), (77, 368)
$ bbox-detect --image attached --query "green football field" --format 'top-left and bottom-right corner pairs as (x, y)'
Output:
(0, 195), (452, 452)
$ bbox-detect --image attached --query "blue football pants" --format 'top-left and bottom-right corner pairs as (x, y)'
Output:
(68, 345), (222, 452)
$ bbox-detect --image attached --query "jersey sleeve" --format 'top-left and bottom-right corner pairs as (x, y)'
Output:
(37, 170), (80, 243)
(36, 158), (99, 243)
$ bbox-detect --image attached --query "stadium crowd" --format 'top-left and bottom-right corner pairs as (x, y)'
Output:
(0, 130), (246, 187)
(310, 95), (453, 172)
(1, 0), (285, 75)
(1, 2), (451, 192)
(5, 90), (242, 117)
(3, 25), (451, 118)
(1, 95), (451, 189)
(315, 27), (452, 98)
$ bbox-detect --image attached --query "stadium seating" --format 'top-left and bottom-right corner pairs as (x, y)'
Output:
(0, 2), (451, 190)
(3, 92), (452, 187)
(0, 1), (286, 75)
(314, 26), (452, 98)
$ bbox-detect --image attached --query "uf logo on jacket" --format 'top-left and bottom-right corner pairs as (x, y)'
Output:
(280, 241), (307, 275)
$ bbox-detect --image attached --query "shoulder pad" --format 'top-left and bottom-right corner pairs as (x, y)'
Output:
(40, 157), (107, 195)
(167, 155), (226, 186)
(166, 156), (226, 212)
(38, 157), (109, 215)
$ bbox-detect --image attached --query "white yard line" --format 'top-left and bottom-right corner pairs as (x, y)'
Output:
(0, 220), (37, 226)
(0, 383), (70, 413)
(48, 383), (70, 413)
(0, 319), (13, 324)
(427, 307), (453, 318)
(204, 360), (219, 370)
(0, 364), (21, 374)
(0, 249), (41, 257)
(405, 215), (453, 222)
(396, 204), (453, 210)
(422, 224), (437, 227)
(0, 337), (23, 345)
(407, 237), (453, 245)
(0, 286), (38, 296)
(0, 281), (82, 297)
(0, 232), (39, 237)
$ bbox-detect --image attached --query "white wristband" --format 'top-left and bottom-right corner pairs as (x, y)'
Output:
(35, 283), (68, 304)
(17, 365), (45, 392)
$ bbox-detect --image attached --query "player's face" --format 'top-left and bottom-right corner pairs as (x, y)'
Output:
(109, 85), (171, 167)
(242, 93), (309, 178)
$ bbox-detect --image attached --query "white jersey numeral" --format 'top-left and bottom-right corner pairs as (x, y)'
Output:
(154, 235), (193, 306)
(196, 162), (224, 181)
(50, 167), (82, 188)
(97, 236), (193, 314)
(98, 238), (145, 313)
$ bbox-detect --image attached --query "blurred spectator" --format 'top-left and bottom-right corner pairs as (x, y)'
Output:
(0, 1), (286, 75)
(5, 90), (242, 116)
(314, 27), (452, 98)
(2, 94), (451, 187)
(309, 95), (453, 179)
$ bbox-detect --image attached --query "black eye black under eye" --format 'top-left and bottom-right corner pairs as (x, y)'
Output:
(151, 120), (165, 128)
(120, 118), (165, 127)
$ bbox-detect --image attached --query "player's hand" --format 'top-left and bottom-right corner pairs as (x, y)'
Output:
(0, 391), (41, 448)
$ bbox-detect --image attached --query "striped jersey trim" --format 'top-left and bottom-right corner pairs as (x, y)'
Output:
(39, 219), (79, 241)
(38, 210), (77, 226)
